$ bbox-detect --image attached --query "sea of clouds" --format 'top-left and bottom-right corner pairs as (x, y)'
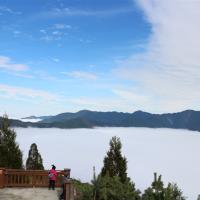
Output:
(15, 127), (200, 200)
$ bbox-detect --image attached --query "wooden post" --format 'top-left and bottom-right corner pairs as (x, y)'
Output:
(0, 168), (5, 188)
(65, 182), (74, 200)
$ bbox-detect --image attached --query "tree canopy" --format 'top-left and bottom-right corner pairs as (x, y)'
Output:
(0, 114), (23, 169)
(101, 136), (127, 183)
(26, 143), (44, 170)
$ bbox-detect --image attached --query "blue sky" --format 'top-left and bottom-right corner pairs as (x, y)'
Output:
(0, 0), (200, 118)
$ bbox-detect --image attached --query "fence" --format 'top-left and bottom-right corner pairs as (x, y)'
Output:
(0, 168), (70, 188)
(0, 168), (76, 200)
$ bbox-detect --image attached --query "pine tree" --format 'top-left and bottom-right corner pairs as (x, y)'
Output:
(26, 143), (44, 170)
(0, 114), (23, 169)
(101, 136), (127, 183)
(164, 183), (185, 200)
(93, 174), (141, 200)
(142, 173), (185, 200)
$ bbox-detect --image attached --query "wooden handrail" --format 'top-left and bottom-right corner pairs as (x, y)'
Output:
(0, 168), (76, 199)
(0, 168), (70, 188)
(0, 168), (5, 188)
(64, 181), (77, 200)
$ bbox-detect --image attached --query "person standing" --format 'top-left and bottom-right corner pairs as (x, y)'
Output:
(60, 169), (70, 200)
(48, 164), (57, 190)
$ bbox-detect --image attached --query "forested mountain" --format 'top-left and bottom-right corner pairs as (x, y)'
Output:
(3, 109), (200, 131)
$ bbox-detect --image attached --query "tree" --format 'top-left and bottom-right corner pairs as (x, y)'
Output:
(142, 173), (164, 200)
(93, 174), (141, 200)
(26, 143), (44, 170)
(142, 173), (185, 200)
(0, 114), (23, 169)
(73, 179), (93, 200)
(101, 136), (127, 183)
(164, 183), (185, 200)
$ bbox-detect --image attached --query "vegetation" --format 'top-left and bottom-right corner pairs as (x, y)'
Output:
(26, 143), (44, 170)
(101, 136), (127, 183)
(92, 174), (141, 200)
(2, 109), (200, 132)
(0, 114), (23, 169)
(72, 179), (93, 200)
(74, 137), (186, 200)
(142, 173), (185, 200)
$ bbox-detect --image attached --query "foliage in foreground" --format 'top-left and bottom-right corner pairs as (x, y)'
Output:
(0, 114), (23, 169)
(74, 173), (186, 200)
(93, 175), (141, 200)
(142, 173), (185, 200)
(101, 136), (127, 183)
(26, 143), (44, 170)
(74, 137), (186, 200)
(72, 179), (93, 200)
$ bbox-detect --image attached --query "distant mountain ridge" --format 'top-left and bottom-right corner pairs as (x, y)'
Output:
(1, 109), (200, 132)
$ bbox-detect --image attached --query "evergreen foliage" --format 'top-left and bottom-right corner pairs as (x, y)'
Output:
(142, 173), (185, 200)
(93, 175), (141, 200)
(72, 179), (93, 200)
(0, 114), (23, 169)
(101, 136), (127, 183)
(26, 143), (44, 170)
(74, 137), (186, 200)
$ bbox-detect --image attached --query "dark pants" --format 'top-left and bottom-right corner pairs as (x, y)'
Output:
(49, 180), (55, 190)
(60, 184), (65, 199)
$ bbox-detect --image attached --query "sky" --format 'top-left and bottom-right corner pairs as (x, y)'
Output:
(0, 0), (200, 118)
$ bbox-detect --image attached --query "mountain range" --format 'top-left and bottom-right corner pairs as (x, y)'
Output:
(1, 110), (200, 132)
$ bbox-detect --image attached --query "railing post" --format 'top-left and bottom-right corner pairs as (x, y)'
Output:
(65, 182), (75, 200)
(0, 168), (5, 188)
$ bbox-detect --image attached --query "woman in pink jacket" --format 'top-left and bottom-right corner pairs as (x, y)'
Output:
(48, 165), (57, 190)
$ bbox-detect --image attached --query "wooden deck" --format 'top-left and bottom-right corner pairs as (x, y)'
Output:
(0, 168), (75, 200)
(0, 188), (61, 200)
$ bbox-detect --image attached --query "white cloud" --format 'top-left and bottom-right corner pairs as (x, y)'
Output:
(63, 71), (97, 80)
(68, 97), (135, 112)
(13, 30), (21, 35)
(0, 6), (21, 15)
(37, 7), (134, 19)
(0, 84), (60, 102)
(115, 0), (200, 112)
(54, 24), (72, 29)
(112, 88), (151, 104)
(0, 56), (28, 71)
(79, 38), (92, 43)
(40, 29), (47, 34)
(52, 58), (60, 62)
(40, 35), (54, 41)
(52, 31), (62, 36)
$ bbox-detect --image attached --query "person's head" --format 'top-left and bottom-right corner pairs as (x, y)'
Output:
(52, 164), (56, 170)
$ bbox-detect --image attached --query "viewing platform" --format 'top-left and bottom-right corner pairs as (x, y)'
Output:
(0, 168), (76, 200)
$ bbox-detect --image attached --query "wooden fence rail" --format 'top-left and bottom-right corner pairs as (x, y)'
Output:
(0, 168), (70, 188)
(0, 168), (76, 200)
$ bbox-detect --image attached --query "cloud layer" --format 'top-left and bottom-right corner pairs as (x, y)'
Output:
(116, 0), (200, 112)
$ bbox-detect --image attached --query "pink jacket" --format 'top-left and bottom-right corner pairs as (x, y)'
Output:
(49, 169), (57, 181)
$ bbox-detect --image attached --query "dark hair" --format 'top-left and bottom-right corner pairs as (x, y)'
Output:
(52, 165), (56, 170)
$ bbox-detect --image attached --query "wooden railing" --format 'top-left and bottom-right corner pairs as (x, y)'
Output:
(0, 168), (76, 200)
(64, 182), (77, 200)
(0, 168), (70, 188)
